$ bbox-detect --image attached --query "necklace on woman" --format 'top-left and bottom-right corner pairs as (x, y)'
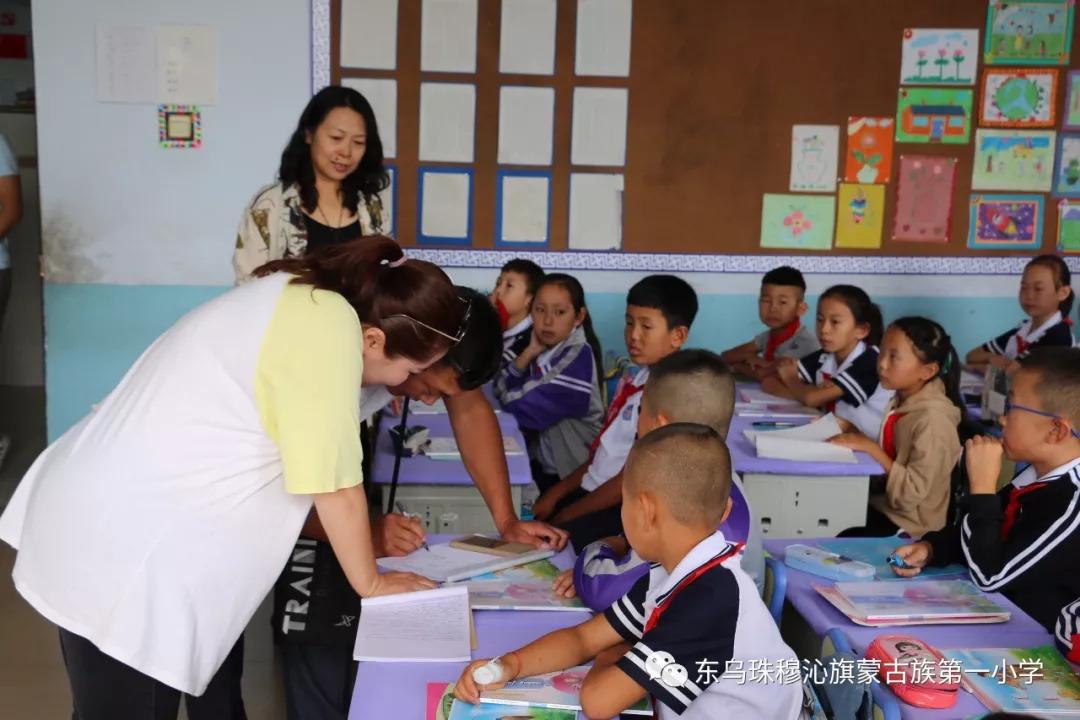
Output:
(316, 200), (344, 229)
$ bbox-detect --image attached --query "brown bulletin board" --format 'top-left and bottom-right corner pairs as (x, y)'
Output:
(332, 0), (1080, 257)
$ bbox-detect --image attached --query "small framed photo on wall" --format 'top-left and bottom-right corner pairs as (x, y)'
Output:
(158, 104), (202, 149)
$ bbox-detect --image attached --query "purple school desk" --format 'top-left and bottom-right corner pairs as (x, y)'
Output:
(765, 538), (1054, 719)
(347, 536), (586, 719)
(371, 409), (533, 535)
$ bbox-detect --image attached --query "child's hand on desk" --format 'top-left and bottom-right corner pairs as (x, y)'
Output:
(828, 432), (874, 453)
(455, 654), (521, 704)
(965, 435), (1004, 495)
(988, 354), (1012, 370)
(552, 569), (577, 598)
(889, 541), (933, 578)
(775, 358), (799, 384)
(367, 571), (437, 596)
(372, 513), (427, 557)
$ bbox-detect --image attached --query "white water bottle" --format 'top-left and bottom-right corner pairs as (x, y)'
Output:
(472, 657), (506, 685)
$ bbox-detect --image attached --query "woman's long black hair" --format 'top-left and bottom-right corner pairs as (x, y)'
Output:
(278, 85), (390, 215)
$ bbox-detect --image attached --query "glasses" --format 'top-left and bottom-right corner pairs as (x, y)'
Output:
(1004, 399), (1080, 439)
(385, 297), (472, 345)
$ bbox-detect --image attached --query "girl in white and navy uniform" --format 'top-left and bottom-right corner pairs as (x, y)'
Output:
(968, 255), (1075, 367)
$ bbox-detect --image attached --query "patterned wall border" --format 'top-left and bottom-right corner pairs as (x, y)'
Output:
(311, 0), (331, 92)
(310, 8), (1076, 277)
(401, 249), (1080, 276)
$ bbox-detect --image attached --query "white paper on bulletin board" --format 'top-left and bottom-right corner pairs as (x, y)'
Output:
(498, 86), (555, 166)
(501, 175), (550, 244)
(158, 25), (217, 105)
(341, 77), (398, 158)
(569, 173), (623, 250)
(421, 171), (471, 239)
(379, 167), (396, 235)
(96, 25), (157, 103)
(419, 83), (476, 162)
(341, 0), (399, 69)
(571, 87), (628, 166)
(575, 0), (632, 77)
(421, 0), (478, 73)
(499, 0), (557, 75)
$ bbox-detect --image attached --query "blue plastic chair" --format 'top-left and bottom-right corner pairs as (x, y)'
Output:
(823, 629), (902, 720)
(763, 556), (787, 625)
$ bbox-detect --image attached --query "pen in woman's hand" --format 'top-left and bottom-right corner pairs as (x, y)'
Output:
(395, 502), (431, 552)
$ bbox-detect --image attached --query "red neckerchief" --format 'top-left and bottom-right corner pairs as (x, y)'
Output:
(494, 299), (510, 330)
(1069, 636), (1080, 664)
(644, 543), (745, 634)
(764, 319), (801, 362)
(1015, 334), (1030, 358)
(1001, 482), (1050, 540)
(880, 412), (908, 460)
(821, 371), (837, 413)
(589, 377), (643, 454)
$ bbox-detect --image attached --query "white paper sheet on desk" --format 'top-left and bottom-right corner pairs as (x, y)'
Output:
(352, 585), (470, 661)
(424, 435), (523, 459)
(738, 388), (802, 406)
(377, 542), (555, 583)
(743, 414), (856, 463)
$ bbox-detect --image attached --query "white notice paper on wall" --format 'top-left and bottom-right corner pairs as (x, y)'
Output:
(158, 25), (217, 105)
(353, 585), (471, 661)
(341, 78), (398, 158)
(341, 0), (399, 69)
(575, 0), (632, 77)
(499, 0), (557, 75)
(96, 25), (157, 103)
(498, 86), (555, 166)
(501, 175), (550, 244)
(379, 167), (396, 235)
(419, 83), (476, 162)
(421, 0), (478, 73)
(789, 124), (840, 193)
(571, 87), (628, 166)
(421, 171), (471, 241)
(568, 173), (623, 250)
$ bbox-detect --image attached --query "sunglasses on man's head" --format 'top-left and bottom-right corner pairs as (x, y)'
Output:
(1003, 399), (1080, 439)
(385, 296), (472, 345)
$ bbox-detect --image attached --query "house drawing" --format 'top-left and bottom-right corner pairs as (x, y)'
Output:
(900, 104), (968, 141)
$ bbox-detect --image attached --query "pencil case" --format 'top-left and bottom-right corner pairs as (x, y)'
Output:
(865, 634), (958, 709)
(783, 544), (876, 581)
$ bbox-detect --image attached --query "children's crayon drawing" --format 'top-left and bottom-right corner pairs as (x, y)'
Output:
(761, 194), (835, 250)
(844, 117), (894, 184)
(984, 0), (1075, 65)
(979, 68), (1058, 127)
(895, 88), (973, 144)
(836, 184), (885, 249)
(892, 155), (957, 243)
(900, 29), (978, 85)
(968, 194), (1044, 250)
(1058, 199), (1080, 252)
(790, 125), (839, 192)
(972, 129), (1055, 192)
(1066, 71), (1080, 129)
(1053, 134), (1080, 197)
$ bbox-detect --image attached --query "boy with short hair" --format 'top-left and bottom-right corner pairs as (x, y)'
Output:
(455, 424), (802, 720)
(722, 266), (818, 380)
(533, 275), (698, 550)
(893, 348), (1080, 635)
(490, 259), (545, 365)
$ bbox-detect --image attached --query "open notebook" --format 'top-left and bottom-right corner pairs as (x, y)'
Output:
(353, 585), (471, 662)
(815, 579), (1010, 626)
(944, 646), (1080, 716)
(460, 559), (588, 612)
(742, 413), (856, 464)
(481, 666), (652, 715)
(378, 540), (555, 583)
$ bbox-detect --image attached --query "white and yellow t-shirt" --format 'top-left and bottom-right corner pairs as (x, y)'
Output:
(0, 273), (364, 695)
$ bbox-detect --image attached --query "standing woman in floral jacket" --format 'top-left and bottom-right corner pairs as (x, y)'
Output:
(233, 85), (388, 283)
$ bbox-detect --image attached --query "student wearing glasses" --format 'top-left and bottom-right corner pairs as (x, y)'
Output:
(0, 237), (480, 719)
(891, 348), (1080, 636)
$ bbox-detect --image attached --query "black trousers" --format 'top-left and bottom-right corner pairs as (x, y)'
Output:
(59, 628), (247, 720)
(281, 642), (356, 720)
(837, 505), (902, 538)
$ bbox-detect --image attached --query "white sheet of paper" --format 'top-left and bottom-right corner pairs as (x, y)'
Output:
(501, 175), (550, 244)
(157, 25), (216, 104)
(499, 0), (557, 75)
(378, 542), (555, 582)
(743, 414), (856, 464)
(738, 388), (802, 406)
(568, 173), (623, 250)
(498, 86), (555, 165)
(743, 413), (844, 445)
(352, 585), (471, 661)
(571, 87), (628, 166)
(341, 77), (397, 158)
(340, 0), (398, 69)
(420, 171), (470, 240)
(789, 124), (840, 193)
(378, 167), (395, 234)
(419, 82), (476, 162)
(421, 0), (477, 72)
(575, 0), (632, 76)
(425, 435), (524, 459)
(96, 25), (157, 103)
